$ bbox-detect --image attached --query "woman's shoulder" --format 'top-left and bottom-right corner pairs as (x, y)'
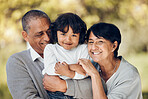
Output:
(118, 56), (140, 78)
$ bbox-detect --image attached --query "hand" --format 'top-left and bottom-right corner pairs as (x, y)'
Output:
(78, 59), (98, 76)
(54, 62), (75, 78)
(43, 74), (67, 92)
(69, 64), (86, 76)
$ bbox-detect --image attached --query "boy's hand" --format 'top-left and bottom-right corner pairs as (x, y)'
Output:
(54, 62), (75, 78)
(69, 64), (86, 76)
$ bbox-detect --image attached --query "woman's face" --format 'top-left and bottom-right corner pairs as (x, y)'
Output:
(87, 31), (115, 63)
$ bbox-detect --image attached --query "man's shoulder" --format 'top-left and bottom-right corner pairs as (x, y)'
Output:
(8, 50), (30, 62)
(6, 49), (31, 69)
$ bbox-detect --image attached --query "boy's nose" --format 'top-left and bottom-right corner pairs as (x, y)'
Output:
(66, 36), (71, 41)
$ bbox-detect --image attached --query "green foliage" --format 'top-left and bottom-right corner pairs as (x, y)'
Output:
(1, 0), (148, 53)
(0, 0), (148, 98)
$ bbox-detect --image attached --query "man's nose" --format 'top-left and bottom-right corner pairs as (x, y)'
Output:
(43, 32), (50, 41)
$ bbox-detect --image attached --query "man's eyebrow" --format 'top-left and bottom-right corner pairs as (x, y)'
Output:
(36, 28), (50, 34)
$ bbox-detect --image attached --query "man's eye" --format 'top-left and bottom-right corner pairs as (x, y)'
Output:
(36, 33), (43, 37)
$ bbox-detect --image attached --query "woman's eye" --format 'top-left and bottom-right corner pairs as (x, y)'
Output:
(97, 41), (104, 45)
(88, 41), (94, 44)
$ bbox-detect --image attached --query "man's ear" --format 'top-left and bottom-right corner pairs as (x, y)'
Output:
(112, 41), (118, 52)
(22, 31), (29, 42)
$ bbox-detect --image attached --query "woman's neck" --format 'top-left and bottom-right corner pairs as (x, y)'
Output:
(99, 57), (119, 82)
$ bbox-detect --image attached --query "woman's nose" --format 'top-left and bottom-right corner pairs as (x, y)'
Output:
(91, 43), (98, 50)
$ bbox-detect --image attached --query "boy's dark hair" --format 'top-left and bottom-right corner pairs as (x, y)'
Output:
(22, 10), (51, 33)
(86, 22), (121, 58)
(51, 13), (87, 44)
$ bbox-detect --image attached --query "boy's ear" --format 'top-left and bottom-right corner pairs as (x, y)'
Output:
(22, 31), (29, 42)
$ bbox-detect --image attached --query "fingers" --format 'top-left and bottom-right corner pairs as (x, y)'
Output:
(54, 62), (59, 71)
(62, 61), (67, 65)
(79, 71), (86, 76)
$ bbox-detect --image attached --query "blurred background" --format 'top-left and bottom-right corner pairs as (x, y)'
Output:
(0, 0), (148, 98)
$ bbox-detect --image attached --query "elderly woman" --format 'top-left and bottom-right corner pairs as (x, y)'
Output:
(78, 22), (143, 99)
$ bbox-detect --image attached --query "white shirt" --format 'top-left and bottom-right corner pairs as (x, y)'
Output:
(42, 43), (90, 79)
(30, 47), (43, 63)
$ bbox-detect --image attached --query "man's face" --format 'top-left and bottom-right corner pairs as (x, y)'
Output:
(24, 18), (50, 57)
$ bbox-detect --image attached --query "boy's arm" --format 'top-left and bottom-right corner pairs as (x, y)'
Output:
(54, 62), (75, 78)
(55, 62), (87, 79)
(69, 64), (86, 76)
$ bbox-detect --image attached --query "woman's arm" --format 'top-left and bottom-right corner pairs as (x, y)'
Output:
(78, 59), (107, 99)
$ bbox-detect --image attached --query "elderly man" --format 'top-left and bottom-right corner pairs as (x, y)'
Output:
(6, 10), (93, 99)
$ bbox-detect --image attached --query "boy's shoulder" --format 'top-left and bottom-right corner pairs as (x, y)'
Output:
(77, 44), (87, 48)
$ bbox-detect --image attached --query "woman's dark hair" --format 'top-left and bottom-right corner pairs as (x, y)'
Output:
(86, 22), (121, 58)
(50, 13), (87, 44)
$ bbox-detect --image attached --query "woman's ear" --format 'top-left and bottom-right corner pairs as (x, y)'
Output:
(112, 41), (118, 52)
(22, 31), (29, 42)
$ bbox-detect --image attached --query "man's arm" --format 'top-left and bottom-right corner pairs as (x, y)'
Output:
(43, 74), (93, 99)
(6, 55), (44, 99)
(65, 77), (93, 99)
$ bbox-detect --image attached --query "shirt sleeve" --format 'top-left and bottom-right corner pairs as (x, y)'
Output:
(73, 72), (88, 79)
(42, 44), (59, 75)
(65, 77), (93, 99)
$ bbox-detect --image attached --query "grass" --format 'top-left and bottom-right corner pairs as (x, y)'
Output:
(0, 43), (148, 99)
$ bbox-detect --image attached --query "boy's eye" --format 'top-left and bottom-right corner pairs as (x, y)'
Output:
(72, 35), (77, 37)
(61, 33), (65, 36)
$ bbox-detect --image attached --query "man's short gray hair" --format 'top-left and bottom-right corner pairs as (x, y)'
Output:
(22, 10), (51, 33)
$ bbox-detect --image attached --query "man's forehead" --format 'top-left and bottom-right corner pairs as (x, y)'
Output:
(28, 18), (50, 33)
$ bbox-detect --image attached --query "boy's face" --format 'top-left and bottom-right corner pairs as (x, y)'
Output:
(57, 26), (80, 50)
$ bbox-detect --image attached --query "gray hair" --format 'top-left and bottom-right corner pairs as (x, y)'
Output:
(22, 10), (51, 33)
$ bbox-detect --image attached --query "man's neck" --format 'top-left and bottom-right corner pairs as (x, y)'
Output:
(39, 54), (43, 58)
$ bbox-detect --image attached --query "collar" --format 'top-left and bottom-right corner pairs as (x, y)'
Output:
(30, 47), (44, 63)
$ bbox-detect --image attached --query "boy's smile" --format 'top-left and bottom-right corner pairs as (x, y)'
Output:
(57, 26), (80, 50)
